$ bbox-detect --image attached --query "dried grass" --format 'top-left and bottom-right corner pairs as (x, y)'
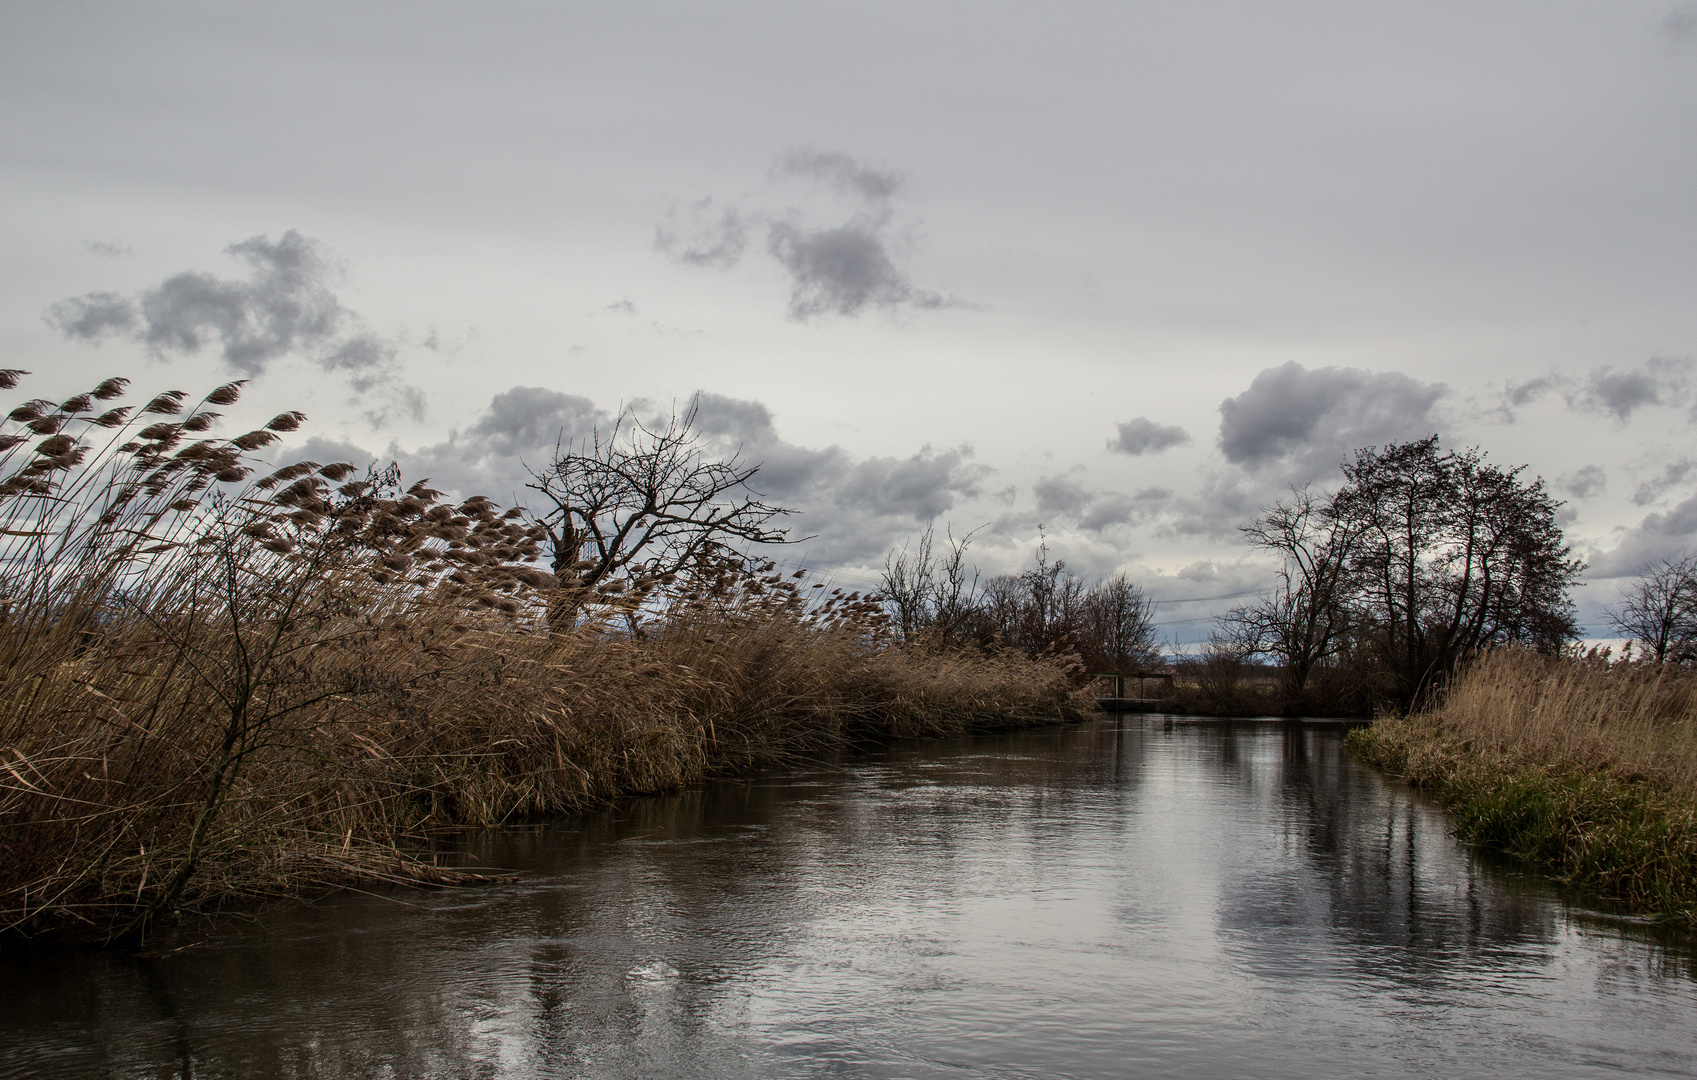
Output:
(1349, 648), (1697, 922)
(0, 374), (1082, 947)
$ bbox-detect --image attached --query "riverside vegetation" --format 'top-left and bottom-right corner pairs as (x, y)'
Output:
(1349, 648), (1697, 924)
(0, 374), (1084, 948)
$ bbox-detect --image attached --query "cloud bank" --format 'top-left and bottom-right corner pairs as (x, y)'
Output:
(284, 386), (990, 566)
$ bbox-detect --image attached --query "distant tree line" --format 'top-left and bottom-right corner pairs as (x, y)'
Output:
(881, 435), (1593, 716)
(1607, 552), (1697, 664)
(880, 527), (1162, 675)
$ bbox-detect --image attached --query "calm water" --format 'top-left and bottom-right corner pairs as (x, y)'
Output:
(3, 716), (1696, 1079)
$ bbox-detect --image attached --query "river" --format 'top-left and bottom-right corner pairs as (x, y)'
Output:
(3, 716), (1695, 1078)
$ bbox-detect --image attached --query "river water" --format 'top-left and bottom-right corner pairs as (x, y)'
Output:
(3, 716), (1696, 1079)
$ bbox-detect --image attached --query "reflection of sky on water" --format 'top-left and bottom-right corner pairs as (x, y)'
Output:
(3, 718), (1694, 1079)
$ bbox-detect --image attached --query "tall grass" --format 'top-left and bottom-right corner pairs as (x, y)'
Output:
(1349, 648), (1697, 922)
(0, 374), (1085, 947)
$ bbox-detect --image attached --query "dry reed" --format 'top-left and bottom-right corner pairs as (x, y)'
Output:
(1349, 648), (1697, 922)
(0, 374), (1085, 948)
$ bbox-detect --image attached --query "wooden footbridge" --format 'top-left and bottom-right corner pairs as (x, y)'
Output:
(1090, 671), (1174, 713)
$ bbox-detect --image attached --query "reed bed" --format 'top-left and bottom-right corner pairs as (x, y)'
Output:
(0, 374), (1083, 948)
(1349, 648), (1697, 922)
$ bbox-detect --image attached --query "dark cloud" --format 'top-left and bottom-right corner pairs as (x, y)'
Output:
(653, 197), (749, 269)
(47, 291), (136, 338)
(84, 240), (132, 257)
(774, 147), (904, 204)
(1033, 474), (1091, 518)
(1217, 362), (1447, 479)
(688, 391), (991, 562)
(1486, 374), (1558, 422)
(767, 221), (949, 320)
(660, 149), (967, 322)
(689, 393), (777, 442)
(1631, 458), (1696, 506)
(303, 387), (612, 506)
(277, 435), (385, 472)
(1587, 494), (1697, 578)
(1110, 417), (1191, 456)
(295, 387), (991, 566)
(1571, 357), (1691, 421)
(47, 230), (401, 380)
(1558, 465), (1607, 501)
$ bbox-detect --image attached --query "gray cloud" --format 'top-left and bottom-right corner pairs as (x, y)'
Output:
(1217, 362), (1448, 479)
(689, 391), (991, 561)
(660, 149), (966, 322)
(1161, 471), (1271, 542)
(46, 231), (424, 426)
(774, 147), (904, 204)
(47, 230), (401, 380)
(300, 386), (610, 504)
(302, 387), (992, 565)
(1485, 374), (1558, 422)
(1570, 357), (1691, 421)
(1559, 464), (1608, 501)
(48, 291), (136, 338)
(84, 240), (133, 257)
(1032, 472), (1172, 533)
(1588, 494), (1697, 578)
(1631, 457), (1697, 506)
(767, 220), (949, 320)
(653, 197), (749, 269)
(1110, 417), (1191, 456)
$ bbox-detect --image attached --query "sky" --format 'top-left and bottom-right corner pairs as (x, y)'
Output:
(4, 1), (1697, 644)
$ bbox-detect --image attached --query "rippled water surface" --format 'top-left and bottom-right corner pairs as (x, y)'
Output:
(4, 716), (1697, 1079)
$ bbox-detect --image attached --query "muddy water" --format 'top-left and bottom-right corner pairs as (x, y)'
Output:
(3, 716), (1696, 1079)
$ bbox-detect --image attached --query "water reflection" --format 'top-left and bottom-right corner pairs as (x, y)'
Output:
(3, 717), (1695, 1079)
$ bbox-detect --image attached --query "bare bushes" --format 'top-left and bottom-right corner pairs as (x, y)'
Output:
(881, 528), (1160, 674)
(1349, 649), (1697, 921)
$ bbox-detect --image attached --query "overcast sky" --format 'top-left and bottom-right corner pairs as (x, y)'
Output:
(5, 2), (1696, 641)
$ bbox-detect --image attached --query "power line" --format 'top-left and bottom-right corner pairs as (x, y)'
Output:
(1150, 588), (1261, 605)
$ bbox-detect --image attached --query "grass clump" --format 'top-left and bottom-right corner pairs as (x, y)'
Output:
(1348, 648), (1697, 923)
(0, 373), (1084, 948)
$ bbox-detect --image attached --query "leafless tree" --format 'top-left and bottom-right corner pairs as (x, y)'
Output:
(880, 523), (981, 644)
(1219, 486), (1358, 704)
(1608, 553), (1697, 663)
(1079, 574), (1160, 672)
(525, 401), (795, 627)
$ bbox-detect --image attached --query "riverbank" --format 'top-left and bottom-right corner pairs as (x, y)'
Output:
(2, 596), (1085, 948)
(1347, 649), (1697, 924)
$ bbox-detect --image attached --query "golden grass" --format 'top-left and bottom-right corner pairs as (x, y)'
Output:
(1349, 648), (1697, 922)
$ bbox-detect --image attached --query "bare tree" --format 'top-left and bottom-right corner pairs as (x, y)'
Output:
(525, 401), (795, 627)
(1220, 486), (1358, 704)
(880, 523), (982, 644)
(1608, 553), (1697, 663)
(1079, 574), (1160, 672)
